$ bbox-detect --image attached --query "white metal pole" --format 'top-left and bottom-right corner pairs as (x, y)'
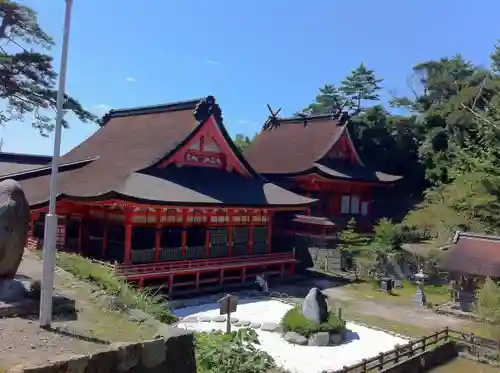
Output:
(39, 0), (73, 328)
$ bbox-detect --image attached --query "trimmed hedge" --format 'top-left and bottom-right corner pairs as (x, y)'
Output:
(280, 305), (346, 337)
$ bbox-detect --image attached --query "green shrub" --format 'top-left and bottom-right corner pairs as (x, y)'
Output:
(195, 328), (275, 373)
(51, 251), (176, 323)
(280, 306), (346, 337)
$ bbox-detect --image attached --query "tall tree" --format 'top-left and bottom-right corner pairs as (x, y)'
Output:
(492, 41), (500, 74)
(296, 84), (345, 115)
(340, 63), (383, 112)
(0, 0), (96, 136)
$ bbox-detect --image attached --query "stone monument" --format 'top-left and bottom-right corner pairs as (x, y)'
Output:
(412, 268), (428, 306)
(255, 274), (268, 293)
(0, 179), (30, 302)
(302, 287), (328, 324)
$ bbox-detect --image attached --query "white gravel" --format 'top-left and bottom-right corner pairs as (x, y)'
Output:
(174, 299), (408, 373)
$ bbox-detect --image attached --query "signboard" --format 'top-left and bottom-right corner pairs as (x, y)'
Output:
(219, 294), (238, 315)
(219, 294), (238, 333)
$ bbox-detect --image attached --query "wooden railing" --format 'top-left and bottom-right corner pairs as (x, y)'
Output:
(333, 328), (499, 373)
(115, 252), (295, 278)
(333, 329), (450, 373)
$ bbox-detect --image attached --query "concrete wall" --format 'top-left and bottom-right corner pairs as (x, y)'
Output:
(7, 327), (196, 373)
(381, 342), (458, 373)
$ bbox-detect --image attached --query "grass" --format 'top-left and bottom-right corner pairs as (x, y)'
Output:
(280, 305), (345, 337)
(342, 279), (450, 305)
(42, 251), (176, 324)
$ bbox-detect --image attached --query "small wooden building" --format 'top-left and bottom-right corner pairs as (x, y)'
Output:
(2, 96), (315, 294)
(243, 113), (402, 237)
(442, 231), (500, 302)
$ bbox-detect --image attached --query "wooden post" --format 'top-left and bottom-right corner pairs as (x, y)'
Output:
(219, 294), (238, 334)
(204, 228), (210, 258)
(168, 274), (174, 294)
(154, 221), (161, 262)
(378, 352), (384, 370)
(124, 211), (133, 264)
(394, 344), (400, 363)
(195, 272), (200, 291)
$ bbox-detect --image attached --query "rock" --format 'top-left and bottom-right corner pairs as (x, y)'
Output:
(329, 332), (344, 345)
(283, 331), (308, 345)
(0, 179), (30, 280)
(230, 317), (240, 324)
(301, 287), (328, 324)
(250, 322), (261, 329)
(261, 322), (278, 332)
(0, 279), (26, 302)
(182, 316), (198, 323)
(308, 332), (330, 346)
(127, 308), (151, 323)
(200, 316), (211, 322)
(212, 316), (226, 322)
(239, 320), (250, 327)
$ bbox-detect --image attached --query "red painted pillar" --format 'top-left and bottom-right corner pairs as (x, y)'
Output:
(204, 228), (210, 257)
(155, 221), (161, 262)
(77, 219), (83, 254)
(124, 212), (133, 264)
(181, 209), (187, 258)
(228, 210), (233, 256)
(267, 212), (273, 253)
(102, 212), (108, 257)
(248, 222), (254, 254)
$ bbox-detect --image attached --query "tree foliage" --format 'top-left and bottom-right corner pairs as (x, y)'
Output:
(195, 328), (275, 373)
(0, 0), (96, 136)
(301, 42), (500, 239)
(476, 278), (500, 346)
(233, 133), (255, 152)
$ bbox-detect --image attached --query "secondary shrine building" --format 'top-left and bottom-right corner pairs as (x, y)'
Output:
(244, 113), (402, 239)
(1, 96), (315, 294)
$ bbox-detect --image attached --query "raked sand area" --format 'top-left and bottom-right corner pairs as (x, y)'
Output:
(174, 299), (409, 373)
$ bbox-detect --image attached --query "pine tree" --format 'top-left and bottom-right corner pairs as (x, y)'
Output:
(492, 41), (500, 74)
(297, 84), (345, 115)
(340, 63), (383, 112)
(0, 1), (96, 136)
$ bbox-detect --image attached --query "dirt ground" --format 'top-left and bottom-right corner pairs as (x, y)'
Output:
(0, 251), (156, 369)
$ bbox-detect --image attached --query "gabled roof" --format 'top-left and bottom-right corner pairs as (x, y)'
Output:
(11, 97), (315, 209)
(441, 231), (500, 277)
(0, 152), (52, 176)
(244, 114), (401, 183)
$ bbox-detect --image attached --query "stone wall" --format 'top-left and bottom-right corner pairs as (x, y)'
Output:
(279, 233), (342, 272)
(307, 247), (342, 273)
(7, 326), (196, 373)
(380, 341), (458, 373)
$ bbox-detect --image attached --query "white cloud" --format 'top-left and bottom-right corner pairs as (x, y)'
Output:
(96, 104), (111, 110)
(206, 60), (221, 66)
(125, 77), (136, 83)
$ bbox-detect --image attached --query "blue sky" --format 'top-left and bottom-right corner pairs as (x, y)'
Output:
(3, 0), (500, 155)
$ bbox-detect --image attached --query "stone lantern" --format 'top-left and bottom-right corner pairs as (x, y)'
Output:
(412, 268), (428, 306)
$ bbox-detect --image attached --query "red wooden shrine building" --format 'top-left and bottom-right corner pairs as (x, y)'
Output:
(244, 113), (402, 238)
(2, 97), (315, 294)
